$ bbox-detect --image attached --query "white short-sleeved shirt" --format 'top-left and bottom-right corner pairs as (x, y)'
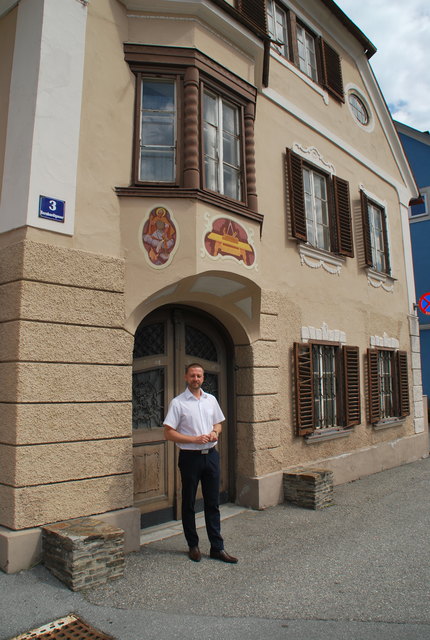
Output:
(164, 387), (225, 450)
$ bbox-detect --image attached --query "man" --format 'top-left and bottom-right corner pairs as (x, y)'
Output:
(163, 363), (238, 563)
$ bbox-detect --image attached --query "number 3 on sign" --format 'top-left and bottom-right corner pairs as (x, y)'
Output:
(49, 200), (57, 211)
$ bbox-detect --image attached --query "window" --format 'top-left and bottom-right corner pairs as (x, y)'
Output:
(303, 166), (330, 250)
(121, 45), (260, 222)
(265, 6), (344, 102)
(203, 91), (242, 200)
(360, 191), (391, 274)
(139, 79), (176, 182)
(348, 93), (369, 126)
(367, 349), (410, 423)
(296, 23), (318, 82)
(286, 149), (354, 257)
(267, 0), (289, 57)
(295, 342), (360, 436)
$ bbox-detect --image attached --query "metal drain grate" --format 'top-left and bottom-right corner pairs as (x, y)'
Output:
(9, 614), (115, 640)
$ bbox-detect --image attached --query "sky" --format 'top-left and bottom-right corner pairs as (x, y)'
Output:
(334, 0), (430, 133)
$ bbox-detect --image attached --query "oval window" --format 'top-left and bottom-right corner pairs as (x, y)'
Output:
(348, 93), (369, 125)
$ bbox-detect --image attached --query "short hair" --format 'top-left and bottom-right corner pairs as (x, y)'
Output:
(185, 362), (204, 374)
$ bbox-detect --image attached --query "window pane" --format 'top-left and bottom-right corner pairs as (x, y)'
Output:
(223, 165), (241, 200)
(205, 157), (218, 191)
(142, 81), (175, 111)
(141, 114), (175, 146)
(223, 131), (240, 167)
(204, 122), (218, 160)
(141, 148), (175, 182)
(222, 102), (238, 135)
(203, 92), (218, 126)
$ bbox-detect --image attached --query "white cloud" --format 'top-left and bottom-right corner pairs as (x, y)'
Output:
(334, 0), (430, 132)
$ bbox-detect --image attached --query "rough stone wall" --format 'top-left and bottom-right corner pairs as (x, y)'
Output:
(0, 240), (134, 530)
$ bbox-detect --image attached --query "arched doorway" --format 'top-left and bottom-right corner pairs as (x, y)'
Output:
(132, 306), (234, 527)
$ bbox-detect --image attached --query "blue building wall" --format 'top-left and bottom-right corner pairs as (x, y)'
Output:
(396, 124), (430, 400)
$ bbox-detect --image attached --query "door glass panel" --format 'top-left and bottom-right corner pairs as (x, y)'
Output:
(185, 325), (218, 361)
(132, 368), (165, 429)
(202, 372), (219, 400)
(133, 322), (165, 358)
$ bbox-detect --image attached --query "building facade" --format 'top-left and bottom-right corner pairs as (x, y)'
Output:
(395, 121), (430, 405)
(0, 0), (428, 573)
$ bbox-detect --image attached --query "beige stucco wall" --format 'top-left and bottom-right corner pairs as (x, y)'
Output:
(0, 6), (17, 202)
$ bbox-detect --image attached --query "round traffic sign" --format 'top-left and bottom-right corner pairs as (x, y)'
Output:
(418, 292), (430, 315)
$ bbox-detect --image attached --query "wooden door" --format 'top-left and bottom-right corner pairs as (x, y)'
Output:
(132, 308), (230, 527)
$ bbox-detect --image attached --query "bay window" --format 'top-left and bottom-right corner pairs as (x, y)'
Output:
(120, 45), (260, 222)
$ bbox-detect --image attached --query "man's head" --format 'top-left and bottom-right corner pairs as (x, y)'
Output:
(185, 363), (204, 392)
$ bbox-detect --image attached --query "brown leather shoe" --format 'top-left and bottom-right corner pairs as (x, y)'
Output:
(188, 546), (201, 562)
(210, 549), (238, 563)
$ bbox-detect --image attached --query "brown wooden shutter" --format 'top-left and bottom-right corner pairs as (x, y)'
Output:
(320, 39), (344, 102)
(360, 190), (373, 267)
(367, 348), (380, 423)
(397, 351), (410, 417)
(237, 0), (268, 32)
(333, 176), (354, 257)
(294, 342), (315, 435)
(343, 346), (360, 426)
(286, 149), (307, 241)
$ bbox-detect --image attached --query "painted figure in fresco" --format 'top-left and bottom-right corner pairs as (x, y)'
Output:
(143, 206), (176, 266)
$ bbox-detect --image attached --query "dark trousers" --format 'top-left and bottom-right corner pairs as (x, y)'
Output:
(178, 448), (224, 552)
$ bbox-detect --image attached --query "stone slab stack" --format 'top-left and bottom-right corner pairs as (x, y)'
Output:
(283, 468), (334, 509)
(42, 516), (124, 591)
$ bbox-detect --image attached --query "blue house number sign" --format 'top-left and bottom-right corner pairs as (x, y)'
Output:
(39, 196), (65, 223)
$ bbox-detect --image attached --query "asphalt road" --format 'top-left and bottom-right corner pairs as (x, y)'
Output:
(1, 456), (430, 640)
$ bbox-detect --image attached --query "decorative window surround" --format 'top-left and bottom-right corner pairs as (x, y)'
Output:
(299, 244), (344, 275)
(292, 143), (335, 175)
(302, 323), (346, 344)
(270, 51), (329, 105)
(370, 333), (400, 349)
(367, 268), (395, 293)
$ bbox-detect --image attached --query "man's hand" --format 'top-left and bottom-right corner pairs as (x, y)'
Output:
(194, 434), (211, 444)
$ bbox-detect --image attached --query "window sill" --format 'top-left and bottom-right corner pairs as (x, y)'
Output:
(373, 417), (406, 431)
(115, 185), (263, 224)
(366, 268), (395, 292)
(305, 428), (351, 444)
(299, 244), (344, 275)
